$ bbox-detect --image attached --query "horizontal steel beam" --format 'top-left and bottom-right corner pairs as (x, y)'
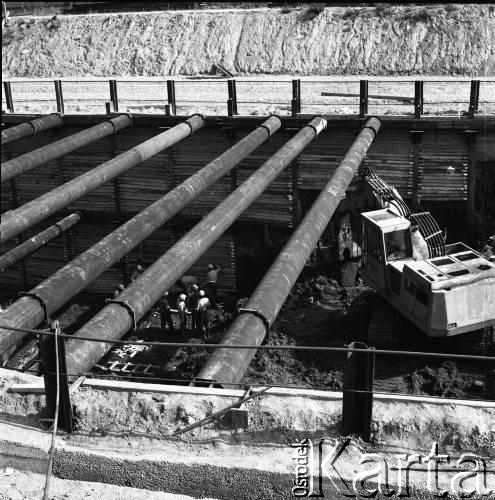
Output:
(321, 92), (413, 102)
(1, 113), (63, 145)
(197, 117), (382, 386)
(0, 213), (81, 273)
(2, 113), (493, 131)
(63, 116), (327, 375)
(1, 115), (131, 183)
(0, 116), (282, 360)
(0, 114), (205, 244)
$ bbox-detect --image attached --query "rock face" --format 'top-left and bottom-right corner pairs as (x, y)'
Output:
(2, 5), (495, 77)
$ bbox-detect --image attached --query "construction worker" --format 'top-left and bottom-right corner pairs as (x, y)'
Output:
(50, 319), (61, 334)
(112, 283), (125, 299)
(196, 289), (210, 338)
(204, 264), (220, 308)
(130, 264), (145, 282)
(187, 284), (199, 333)
(159, 291), (174, 333)
(177, 293), (188, 336)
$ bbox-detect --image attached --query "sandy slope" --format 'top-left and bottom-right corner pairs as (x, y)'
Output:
(2, 5), (495, 78)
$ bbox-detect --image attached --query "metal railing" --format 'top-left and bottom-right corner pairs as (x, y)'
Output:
(2, 78), (495, 118)
(1, 322), (493, 439)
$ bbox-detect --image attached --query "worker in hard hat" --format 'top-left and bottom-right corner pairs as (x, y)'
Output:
(203, 263), (220, 308)
(177, 293), (188, 336)
(196, 289), (210, 338)
(130, 264), (145, 282)
(112, 283), (125, 299)
(159, 291), (174, 333)
(187, 284), (199, 333)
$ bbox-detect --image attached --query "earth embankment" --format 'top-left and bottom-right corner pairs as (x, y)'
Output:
(2, 5), (494, 78)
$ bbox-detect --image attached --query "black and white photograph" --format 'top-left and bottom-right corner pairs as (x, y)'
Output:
(0, 1), (494, 499)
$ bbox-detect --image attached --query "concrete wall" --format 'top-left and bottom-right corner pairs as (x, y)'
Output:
(2, 370), (494, 456)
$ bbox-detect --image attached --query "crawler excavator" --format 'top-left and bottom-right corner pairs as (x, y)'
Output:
(356, 167), (495, 355)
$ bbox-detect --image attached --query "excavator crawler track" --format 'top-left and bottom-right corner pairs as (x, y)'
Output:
(457, 325), (495, 356)
(367, 296), (400, 349)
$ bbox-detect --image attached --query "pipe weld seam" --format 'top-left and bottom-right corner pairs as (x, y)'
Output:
(306, 119), (327, 142)
(18, 291), (50, 325)
(104, 298), (137, 331)
(51, 112), (64, 125)
(236, 308), (271, 342)
(120, 113), (133, 128)
(183, 121), (194, 134)
(26, 121), (37, 135)
(360, 124), (379, 140)
(187, 113), (206, 130)
(106, 118), (118, 134)
(258, 123), (276, 138)
(53, 222), (65, 235)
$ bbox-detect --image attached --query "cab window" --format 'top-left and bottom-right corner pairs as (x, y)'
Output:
(366, 224), (383, 262)
(385, 230), (412, 262)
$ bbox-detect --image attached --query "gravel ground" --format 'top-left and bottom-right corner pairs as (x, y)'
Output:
(2, 76), (495, 116)
(0, 468), (217, 500)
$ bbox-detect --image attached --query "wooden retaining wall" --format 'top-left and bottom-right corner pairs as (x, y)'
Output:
(1, 114), (494, 299)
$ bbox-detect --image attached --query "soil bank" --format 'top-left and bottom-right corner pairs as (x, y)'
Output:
(2, 5), (495, 78)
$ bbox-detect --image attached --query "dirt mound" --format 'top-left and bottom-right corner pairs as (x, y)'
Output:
(407, 361), (483, 398)
(3, 5), (494, 78)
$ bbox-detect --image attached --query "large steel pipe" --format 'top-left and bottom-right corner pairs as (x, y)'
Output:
(0, 116), (282, 360)
(0, 114), (205, 244)
(0, 213), (81, 273)
(1, 115), (131, 183)
(64, 116), (327, 375)
(197, 117), (382, 386)
(1, 113), (63, 145)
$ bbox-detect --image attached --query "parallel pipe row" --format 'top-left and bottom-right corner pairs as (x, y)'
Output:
(197, 117), (382, 385)
(0, 114), (205, 244)
(0, 116), (282, 360)
(1, 113), (63, 145)
(0, 213), (81, 273)
(63, 116), (327, 375)
(1, 115), (131, 183)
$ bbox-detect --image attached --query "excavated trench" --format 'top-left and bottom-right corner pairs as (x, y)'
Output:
(1, 113), (494, 426)
(4, 248), (493, 401)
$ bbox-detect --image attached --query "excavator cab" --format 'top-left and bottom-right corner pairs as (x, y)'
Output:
(361, 208), (413, 294)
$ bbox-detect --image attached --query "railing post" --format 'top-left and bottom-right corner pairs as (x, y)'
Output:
(105, 102), (111, 114)
(342, 341), (374, 440)
(3, 82), (14, 113)
(468, 80), (480, 118)
(291, 79), (301, 117)
(54, 79), (64, 114)
(233, 79), (238, 115)
(166, 79), (177, 115)
(297, 79), (301, 113)
(359, 80), (368, 118)
(40, 326), (74, 433)
(414, 80), (424, 118)
(227, 79), (238, 116)
(109, 79), (119, 112)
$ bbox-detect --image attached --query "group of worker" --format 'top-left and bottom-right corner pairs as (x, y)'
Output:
(111, 263), (221, 339)
(159, 264), (221, 338)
